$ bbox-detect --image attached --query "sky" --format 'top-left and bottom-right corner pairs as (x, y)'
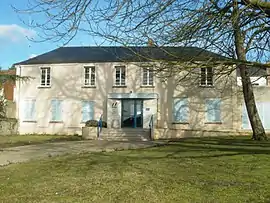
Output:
(0, 0), (104, 70)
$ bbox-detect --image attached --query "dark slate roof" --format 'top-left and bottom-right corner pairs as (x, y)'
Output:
(15, 46), (228, 65)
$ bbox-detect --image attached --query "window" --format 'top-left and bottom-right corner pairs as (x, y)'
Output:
(84, 66), (95, 86)
(23, 99), (36, 121)
(82, 101), (94, 122)
(40, 67), (51, 87)
(173, 98), (189, 122)
(201, 67), (213, 86)
(142, 68), (154, 86)
(206, 98), (221, 122)
(115, 66), (126, 86)
(51, 99), (62, 122)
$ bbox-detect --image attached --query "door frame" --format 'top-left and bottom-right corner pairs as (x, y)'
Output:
(121, 99), (143, 128)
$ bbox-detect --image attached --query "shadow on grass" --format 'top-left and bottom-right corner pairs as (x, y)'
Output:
(79, 136), (270, 164)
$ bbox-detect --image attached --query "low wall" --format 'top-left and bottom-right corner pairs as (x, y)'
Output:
(5, 101), (16, 118)
(0, 118), (18, 136)
(82, 127), (98, 139)
(154, 128), (253, 140)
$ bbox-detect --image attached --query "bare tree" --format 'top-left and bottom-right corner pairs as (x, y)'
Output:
(15, 0), (270, 140)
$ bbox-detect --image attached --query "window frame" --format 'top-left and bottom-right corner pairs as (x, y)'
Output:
(141, 67), (154, 86)
(172, 97), (189, 123)
(114, 66), (126, 86)
(84, 66), (96, 87)
(40, 67), (51, 87)
(205, 98), (222, 123)
(200, 67), (213, 87)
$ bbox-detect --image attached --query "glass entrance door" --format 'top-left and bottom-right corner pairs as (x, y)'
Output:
(121, 100), (143, 128)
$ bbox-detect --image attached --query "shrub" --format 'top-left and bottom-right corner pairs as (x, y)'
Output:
(85, 120), (98, 127)
(85, 120), (107, 128)
(102, 121), (107, 128)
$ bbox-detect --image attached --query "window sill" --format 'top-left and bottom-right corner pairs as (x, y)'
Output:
(82, 86), (96, 88)
(49, 121), (63, 123)
(140, 85), (155, 88)
(205, 122), (222, 124)
(172, 122), (189, 124)
(113, 85), (127, 88)
(38, 85), (51, 89)
(23, 120), (37, 123)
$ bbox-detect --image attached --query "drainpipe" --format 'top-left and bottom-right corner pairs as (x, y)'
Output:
(133, 100), (137, 128)
(16, 66), (21, 123)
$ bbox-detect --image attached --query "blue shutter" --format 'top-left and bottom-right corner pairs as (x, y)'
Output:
(263, 102), (270, 129)
(242, 104), (250, 129)
(173, 98), (189, 122)
(206, 100), (215, 122)
(89, 102), (94, 120)
(24, 100), (35, 120)
(257, 102), (264, 122)
(29, 100), (35, 120)
(206, 99), (221, 122)
(214, 99), (221, 121)
(242, 102), (266, 130)
(51, 100), (57, 121)
(56, 100), (62, 121)
(23, 101), (30, 120)
(51, 100), (62, 121)
(82, 101), (88, 122)
(82, 101), (94, 122)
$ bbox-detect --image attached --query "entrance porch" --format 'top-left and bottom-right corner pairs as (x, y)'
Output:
(107, 93), (158, 129)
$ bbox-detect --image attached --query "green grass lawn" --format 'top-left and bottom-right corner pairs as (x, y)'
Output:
(1, 136), (270, 203)
(0, 135), (82, 149)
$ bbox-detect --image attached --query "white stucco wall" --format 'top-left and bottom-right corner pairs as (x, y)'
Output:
(15, 62), (238, 135)
(15, 62), (159, 135)
(237, 76), (267, 86)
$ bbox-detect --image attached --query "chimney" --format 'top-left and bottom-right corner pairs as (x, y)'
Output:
(267, 63), (270, 86)
(147, 38), (155, 47)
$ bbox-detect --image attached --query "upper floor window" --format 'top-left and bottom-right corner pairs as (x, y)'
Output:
(40, 67), (51, 87)
(115, 66), (126, 86)
(84, 66), (96, 86)
(200, 67), (213, 86)
(142, 68), (154, 86)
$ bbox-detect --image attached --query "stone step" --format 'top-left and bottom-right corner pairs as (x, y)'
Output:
(97, 128), (151, 141)
(100, 128), (149, 136)
(100, 132), (149, 136)
(98, 136), (150, 141)
(100, 128), (149, 133)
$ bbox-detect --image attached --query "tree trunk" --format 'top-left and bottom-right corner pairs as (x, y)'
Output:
(239, 65), (267, 140)
(233, 0), (267, 140)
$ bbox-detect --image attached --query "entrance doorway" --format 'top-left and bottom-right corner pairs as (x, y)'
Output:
(121, 100), (143, 128)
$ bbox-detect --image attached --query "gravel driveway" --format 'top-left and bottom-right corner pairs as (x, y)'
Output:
(0, 140), (163, 166)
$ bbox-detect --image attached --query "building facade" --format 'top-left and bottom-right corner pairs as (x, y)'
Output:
(14, 46), (269, 138)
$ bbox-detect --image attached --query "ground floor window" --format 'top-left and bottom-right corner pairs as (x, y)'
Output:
(82, 101), (94, 122)
(205, 98), (221, 123)
(23, 99), (36, 121)
(51, 99), (63, 122)
(173, 98), (189, 123)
